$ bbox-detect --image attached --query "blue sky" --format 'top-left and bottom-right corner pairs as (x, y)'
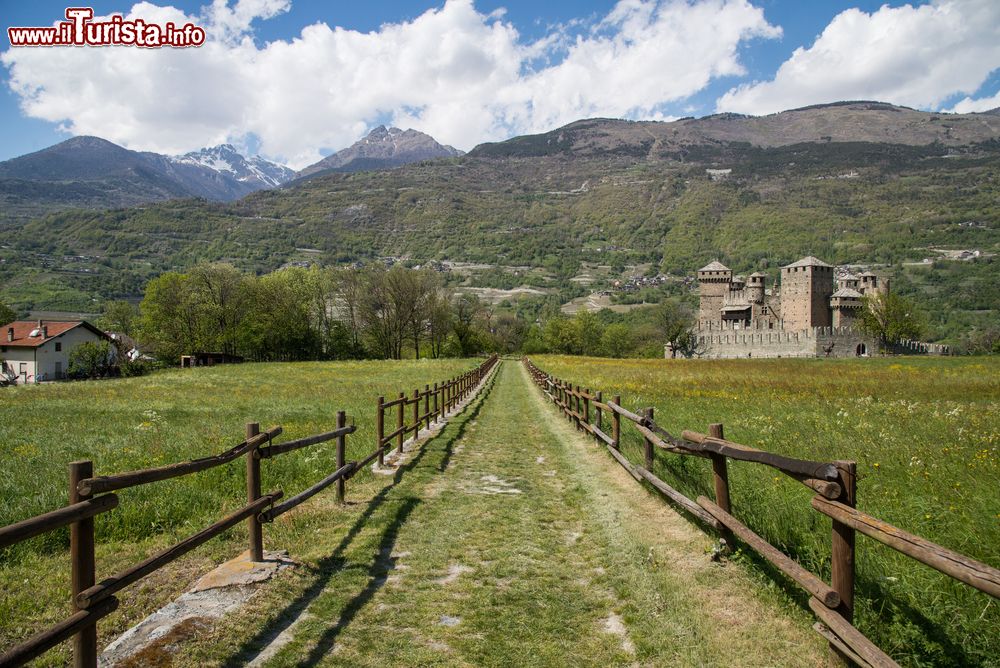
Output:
(2, 0), (999, 167)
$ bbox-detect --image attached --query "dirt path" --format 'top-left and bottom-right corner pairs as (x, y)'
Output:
(190, 361), (828, 667)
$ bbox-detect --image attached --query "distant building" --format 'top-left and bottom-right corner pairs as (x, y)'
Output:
(180, 352), (244, 368)
(1, 320), (112, 383)
(677, 257), (948, 359)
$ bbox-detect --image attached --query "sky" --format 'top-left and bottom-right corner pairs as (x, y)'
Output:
(1, 0), (999, 169)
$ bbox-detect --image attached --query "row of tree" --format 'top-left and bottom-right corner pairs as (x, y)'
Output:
(108, 264), (513, 362)
(96, 263), (698, 363)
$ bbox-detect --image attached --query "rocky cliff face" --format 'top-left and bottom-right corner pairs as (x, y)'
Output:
(296, 126), (463, 178)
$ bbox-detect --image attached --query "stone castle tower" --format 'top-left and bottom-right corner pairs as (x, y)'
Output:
(779, 257), (834, 331)
(697, 261), (732, 324)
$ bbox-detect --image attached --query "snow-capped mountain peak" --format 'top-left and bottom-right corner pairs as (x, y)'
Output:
(172, 145), (294, 188)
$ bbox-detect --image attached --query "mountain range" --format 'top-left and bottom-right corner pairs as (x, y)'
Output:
(0, 126), (461, 225)
(470, 101), (1000, 158)
(0, 101), (997, 344)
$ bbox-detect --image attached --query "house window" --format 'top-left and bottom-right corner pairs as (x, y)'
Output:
(55, 342), (62, 352)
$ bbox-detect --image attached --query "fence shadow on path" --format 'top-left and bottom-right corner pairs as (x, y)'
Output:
(223, 367), (499, 668)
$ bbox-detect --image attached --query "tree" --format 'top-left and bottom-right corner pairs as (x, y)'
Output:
(452, 293), (485, 357)
(0, 301), (15, 327)
(858, 292), (926, 352)
(404, 269), (439, 359)
(650, 299), (698, 357)
(68, 341), (114, 379)
(573, 311), (603, 356)
(188, 263), (251, 357)
(600, 323), (633, 358)
(543, 316), (580, 354)
(97, 301), (140, 337)
(426, 289), (454, 358)
(489, 314), (527, 354)
(139, 272), (200, 362)
(337, 268), (366, 351)
(241, 268), (319, 361)
(957, 327), (1000, 355)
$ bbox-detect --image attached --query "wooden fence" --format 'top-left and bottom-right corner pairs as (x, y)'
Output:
(0, 355), (498, 668)
(523, 357), (1000, 668)
(374, 355), (498, 467)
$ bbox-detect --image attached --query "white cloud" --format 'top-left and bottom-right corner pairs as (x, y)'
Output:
(716, 0), (1000, 116)
(2, 0), (779, 168)
(947, 89), (1000, 114)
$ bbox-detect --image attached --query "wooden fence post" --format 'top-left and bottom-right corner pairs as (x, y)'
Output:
(575, 386), (583, 431)
(643, 407), (655, 470)
(831, 460), (857, 624)
(425, 384), (431, 429)
(397, 392), (405, 454)
(594, 390), (602, 443)
(336, 411), (346, 503)
(412, 389), (420, 437)
(708, 423), (733, 547)
(69, 460), (97, 668)
(584, 388), (591, 433)
(245, 422), (264, 561)
(612, 395), (621, 449)
(433, 382), (439, 421)
(376, 396), (385, 467)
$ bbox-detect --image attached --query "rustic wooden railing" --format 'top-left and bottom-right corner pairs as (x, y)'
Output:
(522, 357), (1000, 668)
(0, 355), (499, 668)
(375, 355), (499, 466)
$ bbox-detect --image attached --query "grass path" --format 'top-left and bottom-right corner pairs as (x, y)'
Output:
(185, 361), (829, 666)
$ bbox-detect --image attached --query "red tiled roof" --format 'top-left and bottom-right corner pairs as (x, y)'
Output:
(2, 320), (108, 348)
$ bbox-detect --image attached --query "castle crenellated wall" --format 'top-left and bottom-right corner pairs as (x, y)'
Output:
(690, 327), (873, 359)
(891, 339), (950, 355)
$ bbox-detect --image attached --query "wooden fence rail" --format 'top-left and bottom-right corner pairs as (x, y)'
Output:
(522, 357), (999, 668)
(0, 355), (498, 668)
(374, 355), (499, 467)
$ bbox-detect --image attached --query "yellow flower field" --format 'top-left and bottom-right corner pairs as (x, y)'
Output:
(532, 354), (1000, 667)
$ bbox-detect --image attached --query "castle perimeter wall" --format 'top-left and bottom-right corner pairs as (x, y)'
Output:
(691, 327), (874, 359)
(687, 328), (950, 359)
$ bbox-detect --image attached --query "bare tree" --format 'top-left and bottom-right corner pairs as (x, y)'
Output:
(426, 288), (453, 358)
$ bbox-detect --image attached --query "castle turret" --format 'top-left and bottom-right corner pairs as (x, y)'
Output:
(747, 272), (766, 304)
(697, 260), (732, 325)
(831, 287), (863, 328)
(780, 256), (834, 331)
(838, 273), (860, 291)
(857, 271), (888, 296)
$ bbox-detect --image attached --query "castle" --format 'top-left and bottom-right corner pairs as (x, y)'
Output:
(675, 256), (949, 359)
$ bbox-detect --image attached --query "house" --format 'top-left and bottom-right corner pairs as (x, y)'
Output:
(1, 320), (112, 384)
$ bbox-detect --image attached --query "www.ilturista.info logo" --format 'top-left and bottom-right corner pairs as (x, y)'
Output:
(7, 7), (206, 48)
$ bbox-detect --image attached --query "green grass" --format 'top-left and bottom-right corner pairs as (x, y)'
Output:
(176, 361), (826, 667)
(0, 358), (475, 663)
(530, 354), (1000, 667)
(1, 360), (829, 666)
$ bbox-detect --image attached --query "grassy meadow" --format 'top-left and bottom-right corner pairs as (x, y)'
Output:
(531, 355), (1000, 667)
(0, 358), (476, 664)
